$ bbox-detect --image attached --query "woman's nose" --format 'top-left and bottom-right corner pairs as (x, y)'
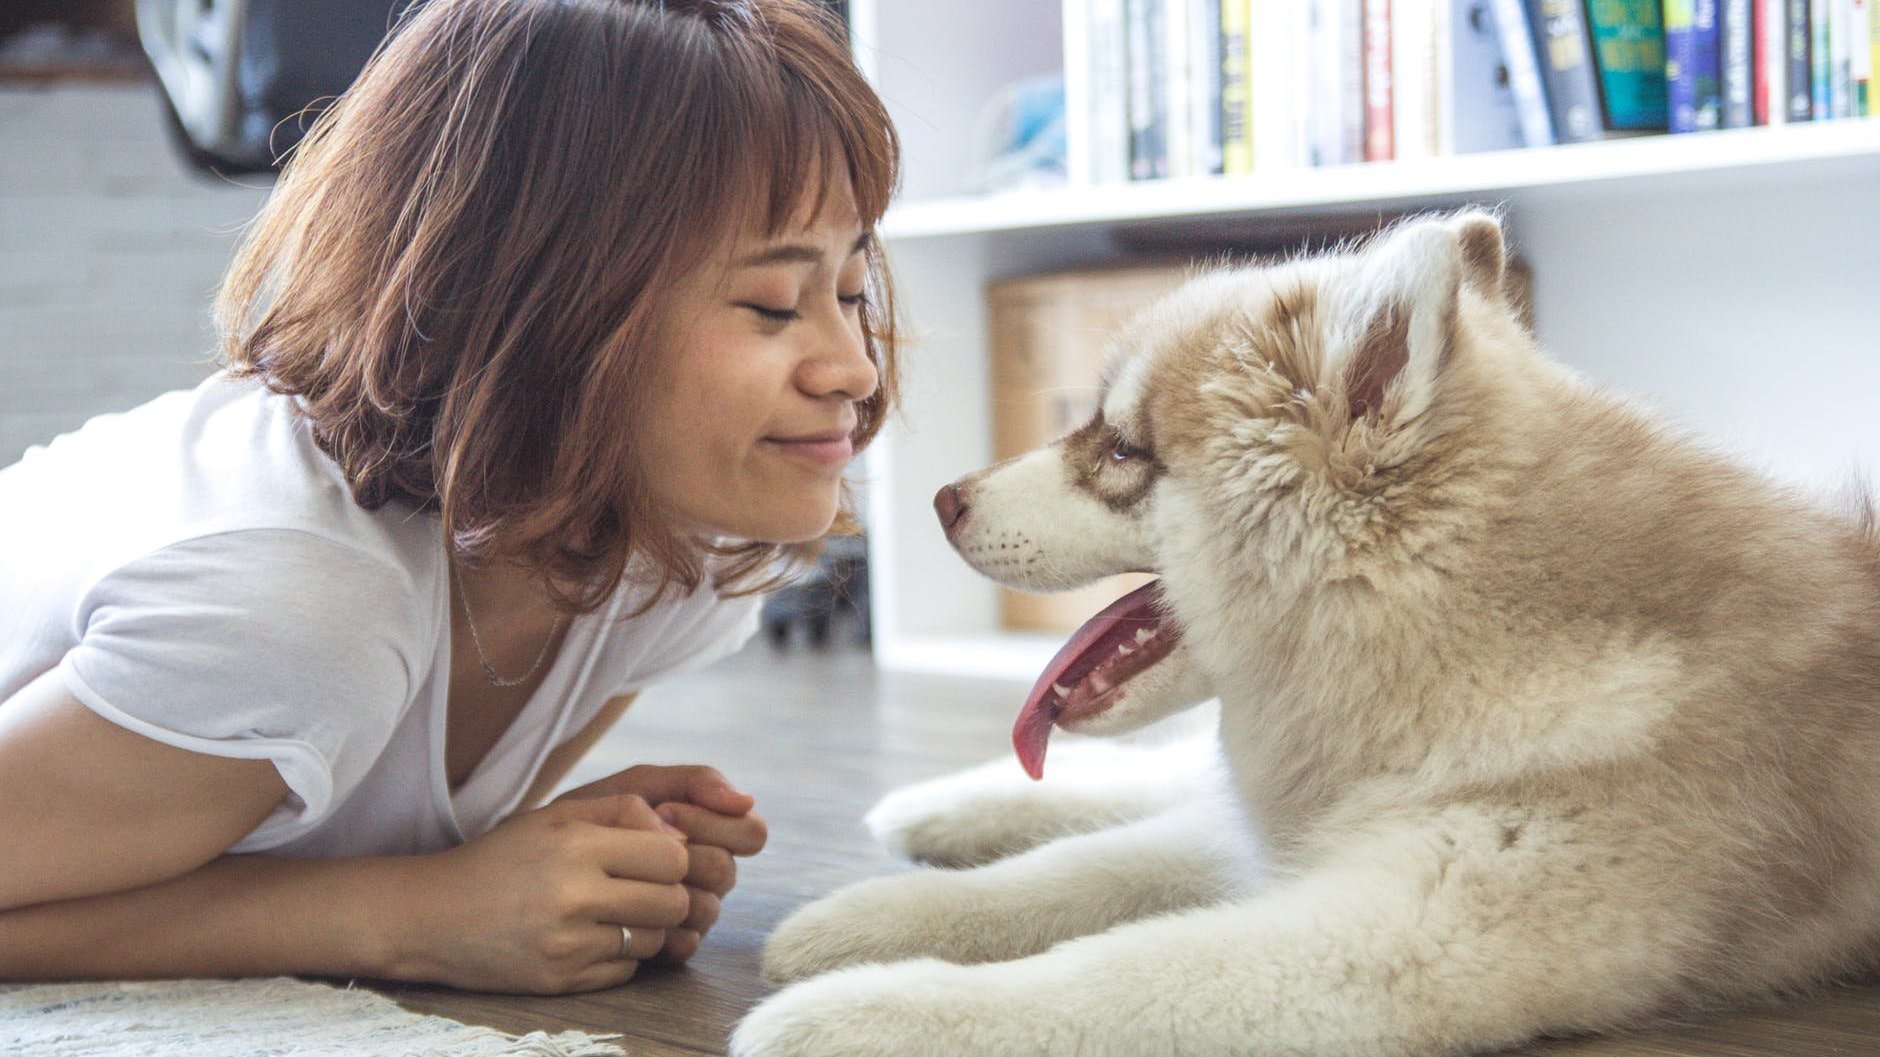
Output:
(801, 315), (878, 402)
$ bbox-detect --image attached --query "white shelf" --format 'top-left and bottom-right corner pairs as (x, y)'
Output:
(882, 120), (1880, 239)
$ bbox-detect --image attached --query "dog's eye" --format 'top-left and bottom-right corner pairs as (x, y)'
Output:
(1108, 436), (1146, 463)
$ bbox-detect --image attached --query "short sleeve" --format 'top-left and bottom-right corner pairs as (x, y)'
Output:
(57, 529), (427, 847)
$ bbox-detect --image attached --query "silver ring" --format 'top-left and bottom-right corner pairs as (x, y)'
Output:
(618, 925), (634, 959)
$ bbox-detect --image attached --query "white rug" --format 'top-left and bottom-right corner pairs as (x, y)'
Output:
(0, 977), (627, 1057)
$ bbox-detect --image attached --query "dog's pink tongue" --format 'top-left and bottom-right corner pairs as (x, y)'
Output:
(1013, 581), (1166, 780)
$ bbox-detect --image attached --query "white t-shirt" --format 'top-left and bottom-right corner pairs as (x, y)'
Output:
(0, 371), (762, 858)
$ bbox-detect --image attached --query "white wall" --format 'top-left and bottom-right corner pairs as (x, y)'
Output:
(0, 83), (271, 466)
(1510, 154), (1880, 493)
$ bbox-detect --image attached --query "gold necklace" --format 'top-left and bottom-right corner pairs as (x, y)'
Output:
(451, 561), (565, 687)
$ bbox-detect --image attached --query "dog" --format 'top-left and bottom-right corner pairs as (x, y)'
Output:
(729, 210), (1880, 1057)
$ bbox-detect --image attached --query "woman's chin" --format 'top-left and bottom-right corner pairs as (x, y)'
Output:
(715, 501), (842, 545)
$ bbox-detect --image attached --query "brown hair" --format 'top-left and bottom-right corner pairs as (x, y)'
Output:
(215, 0), (900, 614)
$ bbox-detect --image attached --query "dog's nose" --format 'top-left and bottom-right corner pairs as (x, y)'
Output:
(933, 483), (968, 531)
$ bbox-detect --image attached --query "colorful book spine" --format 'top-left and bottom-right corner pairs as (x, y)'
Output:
(1489, 0), (1557, 143)
(1857, 0), (1872, 111)
(1362, 0), (1395, 159)
(1523, 0), (1603, 140)
(1788, 0), (1815, 118)
(1721, 0), (1756, 124)
(1584, 0), (1670, 129)
(1667, 0), (1728, 131)
(1857, 0), (1875, 113)
(1812, 0), (1831, 116)
(1752, 0), (1767, 122)
(1220, 0), (1254, 173)
(1126, 0), (1168, 179)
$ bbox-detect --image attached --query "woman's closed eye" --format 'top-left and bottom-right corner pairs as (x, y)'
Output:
(737, 292), (870, 324)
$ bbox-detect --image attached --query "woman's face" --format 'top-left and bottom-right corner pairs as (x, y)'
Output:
(642, 180), (878, 543)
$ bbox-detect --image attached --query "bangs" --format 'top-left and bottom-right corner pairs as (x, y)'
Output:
(699, 2), (897, 241)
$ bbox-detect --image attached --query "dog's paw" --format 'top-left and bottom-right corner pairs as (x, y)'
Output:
(863, 763), (1063, 868)
(732, 962), (935, 1057)
(762, 872), (985, 984)
(733, 959), (1043, 1057)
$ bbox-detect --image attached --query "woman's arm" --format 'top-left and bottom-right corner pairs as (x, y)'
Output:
(0, 671), (692, 993)
(0, 792), (696, 993)
(0, 667), (289, 912)
(0, 850), (406, 981)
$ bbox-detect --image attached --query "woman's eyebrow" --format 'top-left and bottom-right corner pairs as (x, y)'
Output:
(736, 231), (872, 268)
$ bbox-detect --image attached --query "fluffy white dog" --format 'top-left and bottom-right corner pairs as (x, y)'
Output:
(731, 211), (1880, 1057)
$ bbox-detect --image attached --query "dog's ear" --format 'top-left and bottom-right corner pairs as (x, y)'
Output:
(1331, 216), (1466, 426)
(1451, 209), (1507, 297)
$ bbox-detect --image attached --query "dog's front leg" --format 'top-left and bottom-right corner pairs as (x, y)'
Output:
(736, 806), (1682, 1057)
(762, 793), (1255, 984)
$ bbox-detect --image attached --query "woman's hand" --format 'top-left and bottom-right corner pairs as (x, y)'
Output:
(553, 764), (768, 964)
(386, 792), (691, 994)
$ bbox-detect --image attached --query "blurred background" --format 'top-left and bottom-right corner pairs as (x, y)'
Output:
(2, 0), (1878, 679)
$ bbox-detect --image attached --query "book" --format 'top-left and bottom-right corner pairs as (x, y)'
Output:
(1443, 0), (1527, 151)
(1394, 0), (1438, 158)
(1250, 0), (1307, 168)
(1339, 0), (1367, 158)
(1363, 0), (1395, 158)
(1812, 0), (1830, 116)
(1788, 0), (1815, 118)
(1524, 0), (1604, 140)
(1856, 0), (1875, 113)
(1189, 0), (1224, 174)
(1829, 0), (1854, 115)
(1488, 0), (1558, 143)
(1126, 0), (1168, 179)
(1220, 0), (1254, 173)
(1162, 0), (1193, 177)
(1089, 0), (1133, 183)
(1722, 0), (1756, 124)
(1694, 0), (1725, 128)
(1309, 0), (1364, 165)
(1669, 0), (1724, 130)
(1755, 0), (1785, 124)
(1584, 0), (1670, 129)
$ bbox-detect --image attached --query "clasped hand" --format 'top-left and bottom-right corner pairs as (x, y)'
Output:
(551, 763), (768, 966)
(414, 763), (765, 994)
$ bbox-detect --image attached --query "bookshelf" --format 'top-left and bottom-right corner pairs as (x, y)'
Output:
(851, 0), (1880, 681)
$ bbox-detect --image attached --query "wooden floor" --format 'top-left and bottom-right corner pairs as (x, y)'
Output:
(371, 643), (1880, 1057)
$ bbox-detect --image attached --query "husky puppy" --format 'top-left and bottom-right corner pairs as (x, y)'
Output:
(730, 211), (1880, 1057)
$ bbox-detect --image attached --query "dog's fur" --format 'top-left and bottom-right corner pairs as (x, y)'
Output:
(730, 211), (1880, 1057)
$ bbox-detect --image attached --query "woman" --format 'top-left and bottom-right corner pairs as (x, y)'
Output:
(0, 0), (898, 996)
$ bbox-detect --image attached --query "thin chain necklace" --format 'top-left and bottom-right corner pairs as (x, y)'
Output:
(451, 560), (565, 688)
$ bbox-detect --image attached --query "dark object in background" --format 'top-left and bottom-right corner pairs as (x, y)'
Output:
(136, 0), (402, 175)
(136, 0), (854, 177)
(761, 534), (870, 650)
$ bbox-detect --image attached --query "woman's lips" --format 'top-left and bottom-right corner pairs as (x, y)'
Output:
(764, 435), (854, 466)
